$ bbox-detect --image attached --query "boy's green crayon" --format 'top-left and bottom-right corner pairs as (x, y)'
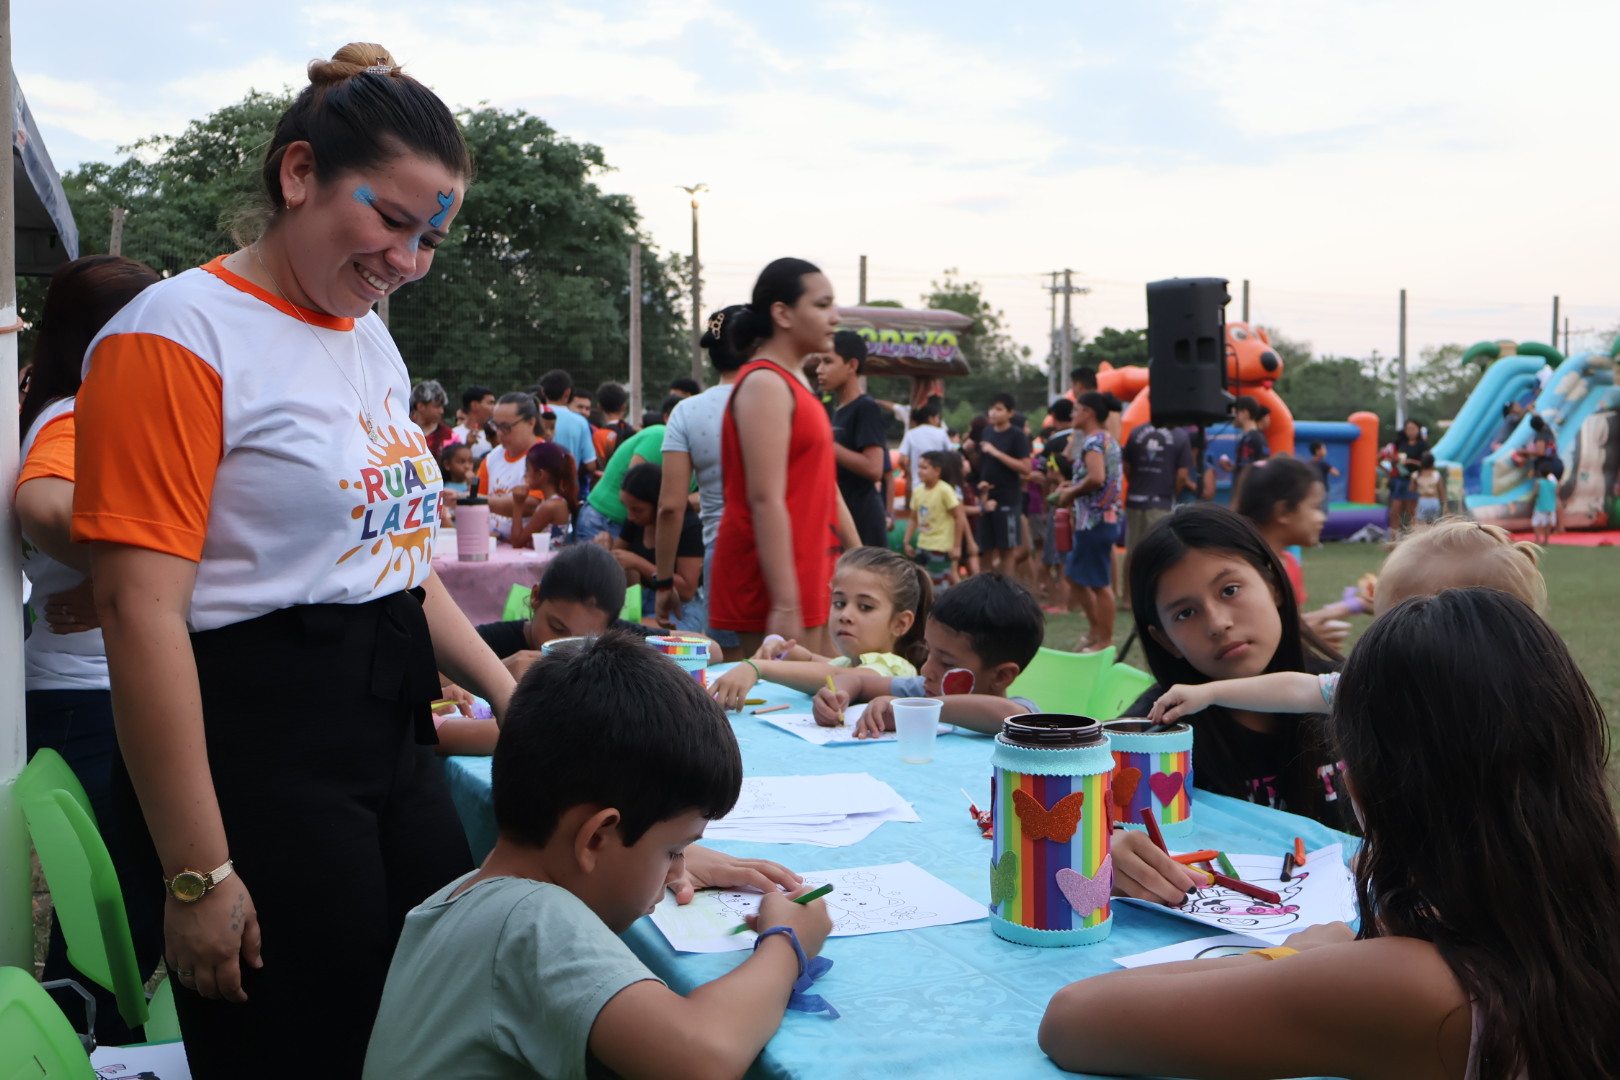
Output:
(1216, 851), (1238, 878)
(726, 882), (835, 934)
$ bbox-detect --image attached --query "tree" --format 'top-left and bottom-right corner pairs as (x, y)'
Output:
(27, 91), (689, 399)
(1076, 327), (1147, 370)
(919, 270), (1046, 416)
(1273, 355), (1391, 428)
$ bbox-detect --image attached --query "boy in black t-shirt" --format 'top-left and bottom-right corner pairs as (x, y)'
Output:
(1218, 395), (1270, 500)
(975, 392), (1033, 578)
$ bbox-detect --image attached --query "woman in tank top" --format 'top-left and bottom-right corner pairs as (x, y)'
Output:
(709, 258), (858, 657)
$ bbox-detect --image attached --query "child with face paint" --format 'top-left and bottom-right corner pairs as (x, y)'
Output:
(1041, 587), (1620, 1079)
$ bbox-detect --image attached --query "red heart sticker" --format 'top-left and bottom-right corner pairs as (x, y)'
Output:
(1149, 771), (1185, 806)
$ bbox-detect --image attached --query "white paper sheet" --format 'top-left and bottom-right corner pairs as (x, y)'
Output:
(91, 1040), (192, 1078)
(1115, 844), (1358, 944)
(650, 861), (987, 952)
(756, 705), (952, 746)
(1113, 933), (1277, 968)
(702, 773), (919, 846)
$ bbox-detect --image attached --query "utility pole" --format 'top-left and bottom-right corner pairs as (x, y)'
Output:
(1563, 317), (1570, 357)
(1396, 288), (1408, 429)
(1044, 271), (1091, 402)
(1047, 271), (1058, 402)
(1241, 279), (1250, 323)
(1551, 296), (1560, 348)
(858, 255), (867, 305)
(109, 206), (125, 256)
(628, 242), (643, 424)
(0, 0), (34, 972)
(678, 184), (708, 385)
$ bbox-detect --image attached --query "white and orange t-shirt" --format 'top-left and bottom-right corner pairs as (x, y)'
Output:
(73, 256), (443, 633)
(474, 444), (530, 540)
(19, 397), (107, 691)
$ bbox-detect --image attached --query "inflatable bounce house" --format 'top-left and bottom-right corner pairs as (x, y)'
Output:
(1435, 338), (1620, 531)
(1098, 322), (1385, 538)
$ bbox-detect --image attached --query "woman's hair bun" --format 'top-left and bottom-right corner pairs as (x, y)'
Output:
(308, 42), (400, 87)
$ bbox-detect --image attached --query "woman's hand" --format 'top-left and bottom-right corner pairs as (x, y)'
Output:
(1147, 683), (1218, 726)
(165, 875), (262, 1002)
(854, 695), (895, 739)
(43, 578), (101, 634)
(1111, 829), (1199, 905)
(436, 680), (475, 717)
(764, 606), (803, 645)
(668, 846), (803, 905)
(710, 663), (760, 712)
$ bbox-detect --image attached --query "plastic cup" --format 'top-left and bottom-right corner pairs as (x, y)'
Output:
(893, 698), (942, 763)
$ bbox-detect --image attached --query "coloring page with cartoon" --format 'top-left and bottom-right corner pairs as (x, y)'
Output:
(1116, 844), (1358, 943)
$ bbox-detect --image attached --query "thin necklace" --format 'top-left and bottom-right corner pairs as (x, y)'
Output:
(251, 244), (383, 444)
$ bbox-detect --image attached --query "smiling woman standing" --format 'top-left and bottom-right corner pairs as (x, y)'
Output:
(72, 45), (515, 1075)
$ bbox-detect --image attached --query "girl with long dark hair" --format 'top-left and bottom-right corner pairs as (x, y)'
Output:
(1042, 587), (1620, 1078)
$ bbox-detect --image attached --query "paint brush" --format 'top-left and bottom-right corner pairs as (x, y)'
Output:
(727, 882), (835, 934)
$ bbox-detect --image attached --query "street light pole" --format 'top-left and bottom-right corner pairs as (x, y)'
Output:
(678, 184), (708, 385)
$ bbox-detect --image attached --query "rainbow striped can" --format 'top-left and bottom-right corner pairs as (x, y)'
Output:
(1101, 720), (1195, 838)
(989, 715), (1114, 947)
(646, 635), (710, 688)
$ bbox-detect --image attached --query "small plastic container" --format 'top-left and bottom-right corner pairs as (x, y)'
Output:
(455, 499), (489, 562)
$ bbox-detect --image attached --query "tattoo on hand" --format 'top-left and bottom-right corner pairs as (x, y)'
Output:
(231, 893), (244, 933)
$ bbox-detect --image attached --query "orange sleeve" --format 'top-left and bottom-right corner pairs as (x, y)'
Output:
(476, 456), (491, 497)
(73, 333), (224, 560)
(17, 412), (76, 489)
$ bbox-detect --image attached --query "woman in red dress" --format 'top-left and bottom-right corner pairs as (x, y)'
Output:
(710, 258), (856, 656)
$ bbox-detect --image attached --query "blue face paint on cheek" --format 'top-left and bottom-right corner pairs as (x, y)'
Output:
(353, 185), (377, 206)
(429, 190), (455, 228)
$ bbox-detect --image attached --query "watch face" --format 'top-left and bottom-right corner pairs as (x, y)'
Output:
(171, 871), (208, 902)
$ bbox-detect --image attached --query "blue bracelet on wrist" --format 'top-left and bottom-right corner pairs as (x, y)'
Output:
(753, 925), (838, 1019)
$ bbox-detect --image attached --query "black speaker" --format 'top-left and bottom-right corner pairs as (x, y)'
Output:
(1146, 277), (1232, 426)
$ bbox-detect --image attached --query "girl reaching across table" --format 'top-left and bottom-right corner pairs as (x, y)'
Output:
(1041, 587), (1620, 1079)
(709, 257), (859, 658)
(74, 43), (515, 1077)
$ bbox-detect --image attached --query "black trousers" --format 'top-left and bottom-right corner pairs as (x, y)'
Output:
(108, 590), (472, 1076)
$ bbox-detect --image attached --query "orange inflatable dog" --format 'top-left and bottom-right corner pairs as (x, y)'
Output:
(1118, 321), (1294, 455)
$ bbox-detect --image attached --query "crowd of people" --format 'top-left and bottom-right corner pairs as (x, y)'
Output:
(13, 40), (1620, 1080)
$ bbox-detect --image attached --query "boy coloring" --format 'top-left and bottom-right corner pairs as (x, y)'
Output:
(364, 632), (829, 1080)
(904, 450), (969, 585)
(812, 572), (1045, 737)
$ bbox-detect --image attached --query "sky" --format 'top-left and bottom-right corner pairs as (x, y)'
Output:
(17, 1), (1620, 373)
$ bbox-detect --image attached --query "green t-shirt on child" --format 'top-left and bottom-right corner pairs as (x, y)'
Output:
(586, 425), (667, 525)
(363, 874), (662, 1080)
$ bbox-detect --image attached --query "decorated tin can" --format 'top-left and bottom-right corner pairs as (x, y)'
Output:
(646, 634), (710, 688)
(1101, 719), (1195, 837)
(989, 714), (1114, 947)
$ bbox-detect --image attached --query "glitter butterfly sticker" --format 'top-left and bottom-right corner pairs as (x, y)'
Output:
(989, 850), (1019, 909)
(1012, 789), (1085, 843)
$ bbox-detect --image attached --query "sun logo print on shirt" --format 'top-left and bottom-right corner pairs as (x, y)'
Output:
(335, 392), (443, 587)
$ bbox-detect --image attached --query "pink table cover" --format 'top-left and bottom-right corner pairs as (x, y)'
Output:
(432, 544), (556, 627)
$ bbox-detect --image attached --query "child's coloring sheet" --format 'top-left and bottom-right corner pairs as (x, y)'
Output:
(92, 1041), (192, 1078)
(1116, 844), (1358, 944)
(1113, 933), (1277, 968)
(650, 861), (986, 953)
(757, 704), (952, 746)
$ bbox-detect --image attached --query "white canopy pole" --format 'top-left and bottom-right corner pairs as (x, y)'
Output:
(0, 0), (34, 970)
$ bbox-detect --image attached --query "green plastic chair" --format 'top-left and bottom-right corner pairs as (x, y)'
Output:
(1089, 662), (1159, 720)
(1007, 645), (1117, 716)
(0, 966), (93, 1075)
(17, 749), (176, 1037)
(501, 582), (533, 622)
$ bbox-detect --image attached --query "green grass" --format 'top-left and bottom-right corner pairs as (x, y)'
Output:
(1036, 542), (1620, 744)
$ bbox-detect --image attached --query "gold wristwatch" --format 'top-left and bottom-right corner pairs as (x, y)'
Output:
(165, 858), (235, 903)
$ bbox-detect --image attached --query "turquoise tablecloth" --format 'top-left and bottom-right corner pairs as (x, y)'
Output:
(441, 666), (1358, 1080)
